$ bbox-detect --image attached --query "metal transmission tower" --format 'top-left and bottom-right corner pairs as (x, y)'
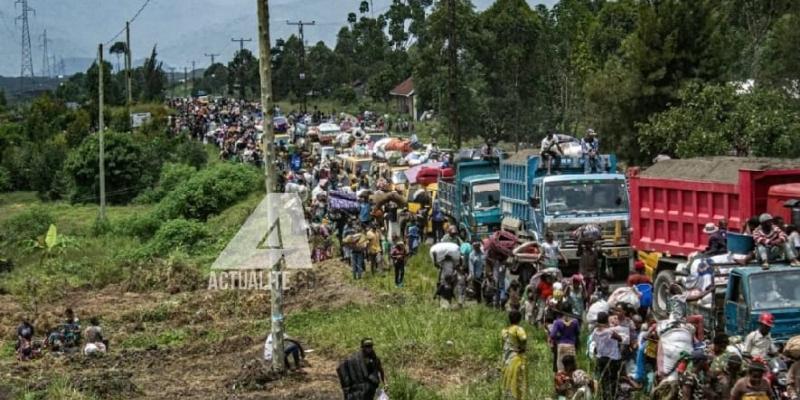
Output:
(286, 20), (315, 112)
(39, 29), (51, 77)
(15, 0), (35, 81)
(204, 53), (220, 65)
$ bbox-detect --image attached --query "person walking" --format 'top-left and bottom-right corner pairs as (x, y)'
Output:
(366, 224), (383, 275)
(390, 235), (408, 288)
(501, 310), (528, 400)
(337, 338), (386, 400)
(591, 311), (623, 400)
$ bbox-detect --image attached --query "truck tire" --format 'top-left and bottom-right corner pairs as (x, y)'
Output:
(653, 270), (675, 319)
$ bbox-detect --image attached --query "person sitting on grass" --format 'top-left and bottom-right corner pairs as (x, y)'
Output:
(83, 316), (107, 356)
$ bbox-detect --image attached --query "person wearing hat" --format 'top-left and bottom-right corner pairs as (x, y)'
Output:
(626, 260), (652, 287)
(336, 338), (385, 400)
(580, 128), (604, 174)
(729, 356), (771, 400)
(753, 213), (800, 268)
(678, 348), (711, 400)
(703, 221), (728, 256)
(743, 312), (777, 358)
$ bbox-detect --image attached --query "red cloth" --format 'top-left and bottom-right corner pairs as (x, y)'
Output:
(538, 281), (554, 300)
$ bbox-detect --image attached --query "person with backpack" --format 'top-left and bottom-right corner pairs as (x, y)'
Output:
(337, 338), (386, 400)
(430, 201), (446, 243)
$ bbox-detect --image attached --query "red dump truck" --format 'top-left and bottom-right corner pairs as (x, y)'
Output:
(629, 157), (800, 316)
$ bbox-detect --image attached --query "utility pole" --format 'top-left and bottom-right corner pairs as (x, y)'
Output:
(191, 60), (196, 83)
(125, 21), (133, 107)
(98, 44), (106, 221)
(15, 0), (36, 90)
(286, 20), (315, 113)
(446, 0), (460, 148)
(39, 29), (50, 77)
(183, 66), (188, 96)
(258, 0), (284, 374)
(204, 53), (220, 66)
(230, 37), (253, 54)
(168, 67), (176, 98)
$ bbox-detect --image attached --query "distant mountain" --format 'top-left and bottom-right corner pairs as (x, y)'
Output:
(0, 0), (556, 77)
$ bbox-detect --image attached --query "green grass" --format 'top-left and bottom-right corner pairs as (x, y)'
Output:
(283, 245), (592, 399)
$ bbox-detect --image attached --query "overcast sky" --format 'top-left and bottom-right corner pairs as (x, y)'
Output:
(0, 0), (557, 77)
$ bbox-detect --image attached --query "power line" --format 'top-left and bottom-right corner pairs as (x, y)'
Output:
(230, 37), (253, 53)
(104, 0), (153, 46)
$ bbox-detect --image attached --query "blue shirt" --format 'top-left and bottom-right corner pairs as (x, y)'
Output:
(290, 153), (302, 171)
(469, 251), (485, 280)
(359, 202), (371, 223)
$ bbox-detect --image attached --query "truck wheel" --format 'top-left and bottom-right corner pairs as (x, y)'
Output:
(653, 270), (675, 319)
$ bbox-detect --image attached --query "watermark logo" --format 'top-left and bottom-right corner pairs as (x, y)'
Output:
(208, 193), (312, 290)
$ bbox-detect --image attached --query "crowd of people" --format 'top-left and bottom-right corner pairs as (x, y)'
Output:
(16, 308), (108, 361)
(16, 96), (800, 400)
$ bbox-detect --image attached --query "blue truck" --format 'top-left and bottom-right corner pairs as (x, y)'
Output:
(438, 159), (502, 241)
(676, 261), (800, 343)
(499, 151), (632, 276)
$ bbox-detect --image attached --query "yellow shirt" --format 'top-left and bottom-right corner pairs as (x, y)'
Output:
(366, 230), (381, 254)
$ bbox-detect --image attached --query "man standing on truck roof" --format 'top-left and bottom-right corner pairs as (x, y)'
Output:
(703, 220), (728, 256)
(743, 312), (777, 358)
(752, 213), (800, 269)
(540, 131), (563, 175)
(580, 129), (604, 174)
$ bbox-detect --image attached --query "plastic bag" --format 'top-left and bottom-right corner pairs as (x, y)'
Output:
(607, 287), (640, 309)
(377, 388), (390, 400)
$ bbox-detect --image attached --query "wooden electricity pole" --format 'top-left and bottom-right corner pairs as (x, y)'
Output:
(447, 0), (460, 148)
(98, 44), (106, 220)
(125, 21), (133, 107)
(257, 0), (284, 374)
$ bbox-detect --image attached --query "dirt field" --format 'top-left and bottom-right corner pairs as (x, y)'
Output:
(0, 260), (372, 399)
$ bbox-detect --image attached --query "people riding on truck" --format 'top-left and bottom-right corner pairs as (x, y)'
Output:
(703, 221), (728, 256)
(580, 129), (603, 174)
(752, 213), (800, 269)
(540, 131), (563, 175)
(743, 312), (778, 358)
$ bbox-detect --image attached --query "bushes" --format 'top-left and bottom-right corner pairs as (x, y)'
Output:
(64, 131), (156, 204)
(175, 140), (208, 169)
(0, 166), (11, 192)
(0, 206), (55, 245)
(134, 163), (197, 204)
(148, 218), (208, 255)
(154, 162), (262, 222)
(125, 163), (262, 238)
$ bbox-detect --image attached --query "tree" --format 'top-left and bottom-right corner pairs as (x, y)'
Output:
(414, 0), (486, 144)
(109, 41), (128, 72)
(637, 83), (800, 159)
(138, 45), (166, 102)
(477, 0), (544, 146)
(227, 49), (259, 99)
(194, 63), (229, 95)
(758, 12), (800, 92)
(86, 60), (124, 109)
(0, 88), (6, 111)
(64, 131), (155, 204)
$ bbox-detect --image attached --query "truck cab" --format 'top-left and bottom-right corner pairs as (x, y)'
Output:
(500, 153), (632, 276)
(684, 264), (800, 344)
(439, 160), (502, 240)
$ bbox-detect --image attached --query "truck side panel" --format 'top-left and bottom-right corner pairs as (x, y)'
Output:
(500, 162), (532, 222)
(438, 180), (457, 217)
(630, 168), (800, 258)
